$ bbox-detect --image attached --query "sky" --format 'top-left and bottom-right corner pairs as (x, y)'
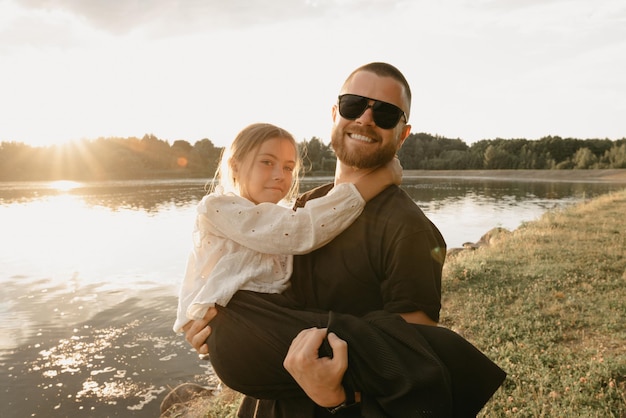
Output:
(1, 0), (625, 149)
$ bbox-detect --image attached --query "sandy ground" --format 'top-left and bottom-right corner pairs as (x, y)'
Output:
(402, 169), (626, 183)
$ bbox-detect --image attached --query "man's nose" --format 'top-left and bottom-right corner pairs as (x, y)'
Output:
(355, 102), (376, 125)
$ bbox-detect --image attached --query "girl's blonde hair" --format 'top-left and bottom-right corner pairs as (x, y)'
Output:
(210, 123), (302, 202)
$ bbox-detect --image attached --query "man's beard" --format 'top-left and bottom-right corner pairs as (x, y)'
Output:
(331, 126), (397, 169)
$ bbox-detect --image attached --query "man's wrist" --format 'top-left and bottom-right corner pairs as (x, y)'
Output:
(326, 387), (358, 414)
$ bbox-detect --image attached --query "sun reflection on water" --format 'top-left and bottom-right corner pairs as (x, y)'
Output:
(28, 319), (174, 411)
(48, 180), (82, 192)
(37, 324), (130, 377)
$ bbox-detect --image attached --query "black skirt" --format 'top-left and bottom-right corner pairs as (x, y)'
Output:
(206, 290), (505, 418)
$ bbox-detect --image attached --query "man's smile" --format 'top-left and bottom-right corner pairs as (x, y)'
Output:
(348, 132), (376, 143)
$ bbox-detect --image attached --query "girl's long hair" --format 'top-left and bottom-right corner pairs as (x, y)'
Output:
(210, 123), (302, 202)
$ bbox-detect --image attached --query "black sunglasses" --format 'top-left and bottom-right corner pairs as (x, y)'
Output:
(337, 94), (407, 129)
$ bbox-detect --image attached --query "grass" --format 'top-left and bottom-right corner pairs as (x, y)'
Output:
(441, 189), (626, 417)
(161, 385), (241, 418)
(193, 189), (626, 417)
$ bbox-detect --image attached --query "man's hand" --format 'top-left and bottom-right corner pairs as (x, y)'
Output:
(182, 307), (217, 355)
(283, 328), (348, 407)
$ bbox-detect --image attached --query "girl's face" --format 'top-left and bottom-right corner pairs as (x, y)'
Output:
(235, 137), (297, 204)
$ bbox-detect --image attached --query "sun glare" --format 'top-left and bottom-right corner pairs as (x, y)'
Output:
(49, 180), (82, 192)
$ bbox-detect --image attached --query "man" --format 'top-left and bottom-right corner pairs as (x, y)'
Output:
(185, 62), (504, 417)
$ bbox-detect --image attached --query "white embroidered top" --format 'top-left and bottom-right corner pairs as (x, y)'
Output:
(173, 182), (365, 333)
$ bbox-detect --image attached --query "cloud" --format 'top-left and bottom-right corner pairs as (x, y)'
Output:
(1, 0), (410, 51)
(10, 0), (404, 36)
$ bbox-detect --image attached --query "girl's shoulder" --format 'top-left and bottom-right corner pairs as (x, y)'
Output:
(198, 189), (253, 213)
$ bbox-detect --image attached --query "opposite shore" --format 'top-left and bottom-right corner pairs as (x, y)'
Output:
(402, 168), (626, 183)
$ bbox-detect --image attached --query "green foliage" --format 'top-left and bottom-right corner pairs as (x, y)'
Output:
(0, 135), (223, 181)
(395, 134), (625, 171)
(1, 134), (625, 180)
(398, 133), (473, 169)
(299, 137), (335, 173)
(573, 147), (598, 169)
(603, 143), (626, 168)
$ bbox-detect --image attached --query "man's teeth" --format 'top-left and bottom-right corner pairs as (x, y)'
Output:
(350, 133), (374, 143)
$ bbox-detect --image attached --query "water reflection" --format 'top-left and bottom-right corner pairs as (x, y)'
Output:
(0, 179), (210, 212)
(1, 177), (620, 213)
(401, 177), (597, 203)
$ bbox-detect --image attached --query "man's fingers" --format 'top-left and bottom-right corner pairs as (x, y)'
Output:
(197, 342), (209, 356)
(193, 325), (211, 349)
(327, 332), (347, 353)
(283, 328), (349, 407)
(203, 307), (218, 321)
(326, 332), (348, 371)
(184, 323), (211, 352)
(289, 328), (327, 353)
(284, 328), (326, 369)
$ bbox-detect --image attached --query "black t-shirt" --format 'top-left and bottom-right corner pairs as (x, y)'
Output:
(286, 183), (446, 322)
(237, 184), (450, 417)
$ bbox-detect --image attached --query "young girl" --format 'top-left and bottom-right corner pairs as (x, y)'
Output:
(173, 122), (400, 333)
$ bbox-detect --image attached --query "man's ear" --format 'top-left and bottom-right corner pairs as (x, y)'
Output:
(397, 124), (411, 149)
(331, 104), (338, 124)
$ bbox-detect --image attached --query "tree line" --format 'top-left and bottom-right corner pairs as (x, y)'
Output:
(398, 134), (626, 170)
(1, 133), (625, 181)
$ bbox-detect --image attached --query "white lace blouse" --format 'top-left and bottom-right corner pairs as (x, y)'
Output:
(173, 182), (365, 333)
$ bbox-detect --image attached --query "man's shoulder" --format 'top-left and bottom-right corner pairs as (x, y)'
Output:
(372, 185), (417, 208)
(370, 186), (442, 231)
(295, 183), (417, 215)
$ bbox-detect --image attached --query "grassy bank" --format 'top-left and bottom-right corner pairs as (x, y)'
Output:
(443, 188), (626, 416)
(172, 188), (626, 417)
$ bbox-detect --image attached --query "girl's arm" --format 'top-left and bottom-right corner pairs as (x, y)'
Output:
(200, 158), (402, 255)
(199, 185), (364, 255)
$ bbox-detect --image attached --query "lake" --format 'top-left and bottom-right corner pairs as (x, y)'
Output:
(1, 175), (624, 417)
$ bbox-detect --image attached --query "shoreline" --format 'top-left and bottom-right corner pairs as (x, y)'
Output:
(402, 168), (626, 183)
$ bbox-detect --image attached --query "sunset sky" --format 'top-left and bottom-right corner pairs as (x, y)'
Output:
(1, 0), (625, 148)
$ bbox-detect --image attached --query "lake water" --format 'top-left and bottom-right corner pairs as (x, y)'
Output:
(1, 176), (624, 417)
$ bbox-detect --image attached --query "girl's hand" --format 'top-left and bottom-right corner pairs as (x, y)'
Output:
(351, 156), (403, 201)
(386, 155), (402, 186)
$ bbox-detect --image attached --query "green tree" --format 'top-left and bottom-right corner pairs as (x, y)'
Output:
(300, 137), (334, 173)
(172, 140), (193, 169)
(573, 147), (598, 169)
(603, 143), (626, 168)
(539, 136), (580, 164)
(484, 144), (515, 169)
(398, 133), (469, 169)
(190, 138), (222, 176)
(397, 134), (424, 169)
